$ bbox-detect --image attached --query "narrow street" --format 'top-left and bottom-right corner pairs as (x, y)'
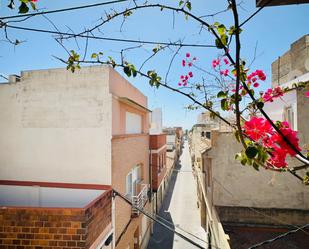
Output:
(147, 141), (207, 249)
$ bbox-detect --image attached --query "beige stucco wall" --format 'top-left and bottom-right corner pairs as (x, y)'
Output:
(206, 131), (309, 210)
(109, 67), (149, 136)
(0, 66), (112, 185)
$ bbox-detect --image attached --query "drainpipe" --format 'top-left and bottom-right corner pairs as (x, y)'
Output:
(149, 148), (154, 234)
(112, 192), (116, 249)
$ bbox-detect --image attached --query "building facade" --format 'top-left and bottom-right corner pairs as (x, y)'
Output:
(0, 66), (151, 249)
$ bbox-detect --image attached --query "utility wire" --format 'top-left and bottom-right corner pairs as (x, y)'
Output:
(239, 0), (274, 27)
(248, 223), (309, 249)
(154, 211), (207, 244)
(3, 24), (216, 48)
(112, 189), (215, 249)
(0, 0), (130, 20)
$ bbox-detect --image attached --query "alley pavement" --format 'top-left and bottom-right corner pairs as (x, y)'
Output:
(147, 141), (207, 249)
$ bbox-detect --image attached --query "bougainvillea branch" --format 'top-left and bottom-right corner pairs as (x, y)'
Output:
(4, 0), (309, 183)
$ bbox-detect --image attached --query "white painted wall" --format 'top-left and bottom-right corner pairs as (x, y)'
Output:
(125, 112), (142, 134)
(0, 66), (112, 185)
(263, 90), (297, 130)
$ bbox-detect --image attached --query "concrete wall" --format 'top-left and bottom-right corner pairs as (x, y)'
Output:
(271, 34), (309, 87)
(0, 66), (112, 185)
(205, 131), (309, 210)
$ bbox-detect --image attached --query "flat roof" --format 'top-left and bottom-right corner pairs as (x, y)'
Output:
(0, 181), (110, 209)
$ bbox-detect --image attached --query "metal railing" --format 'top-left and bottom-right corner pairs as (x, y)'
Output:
(132, 184), (148, 215)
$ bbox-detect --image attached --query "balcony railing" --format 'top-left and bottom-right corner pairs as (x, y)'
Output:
(132, 183), (148, 216)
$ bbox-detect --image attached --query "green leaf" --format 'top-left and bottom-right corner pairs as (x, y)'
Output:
(132, 69), (137, 77)
(217, 91), (227, 98)
(241, 157), (247, 166)
(186, 1), (192, 11)
(179, 0), (184, 6)
(252, 162), (259, 171)
(245, 146), (258, 159)
(19, 2), (29, 13)
(91, 53), (97, 59)
(220, 98), (228, 111)
(123, 66), (131, 77)
(30, 1), (36, 10)
(220, 34), (228, 46)
(234, 130), (240, 143)
(215, 38), (224, 49)
(217, 24), (226, 36)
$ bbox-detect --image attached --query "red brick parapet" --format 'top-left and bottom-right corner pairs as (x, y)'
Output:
(0, 181), (112, 249)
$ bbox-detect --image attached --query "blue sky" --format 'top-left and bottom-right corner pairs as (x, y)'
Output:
(1, 0), (309, 129)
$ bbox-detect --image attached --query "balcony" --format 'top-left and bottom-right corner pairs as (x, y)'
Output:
(132, 183), (148, 216)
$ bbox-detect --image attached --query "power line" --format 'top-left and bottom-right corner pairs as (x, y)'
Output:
(248, 223), (309, 249)
(239, 0), (274, 27)
(112, 189), (215, 249)
(155, 211), (207, 244)
(3, 24), (216, 48)
(0, 0), (129, 20)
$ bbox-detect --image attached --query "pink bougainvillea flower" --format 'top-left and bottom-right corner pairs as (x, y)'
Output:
(186, 53), (190, 58)
(183, 82), (188, 86)
(267, 147), (287, 168)
(223, 58), (229, 65)
(253, 82), (259, 88)
(31, 0), (38, 2)
(262, 87), (283, 102)
(182, 60), (186, 67)
(212, 58), (220, 68)
(243, 117), (273, 141)
(185, 75), (189, 80)
(188, 72), (193, 78)
(248, 70), (266, 83)
(193, 57), (197, 61)
(178, 82), (182, 86)
(272, 127), (301, 157)
(180, 75), (184, 79)
(188, 62), (193, 67)
(305, 91), (309, 98)
(220, 69), (229, 77)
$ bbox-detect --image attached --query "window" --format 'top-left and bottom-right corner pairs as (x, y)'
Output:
(126, 165), (142, 197)
(201, 131), (205, 137)
(206, 132), (211, 139)
(285, 106), (294, 130)
(125, 112), (142, 134)
(126, 172), (133, 197)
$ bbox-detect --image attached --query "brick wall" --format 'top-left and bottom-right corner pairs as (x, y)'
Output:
(112, 134), (149, 243)
(149, 134), (166, 150)
(0, 190), (112, 249)
(151, 148), (167, 192)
